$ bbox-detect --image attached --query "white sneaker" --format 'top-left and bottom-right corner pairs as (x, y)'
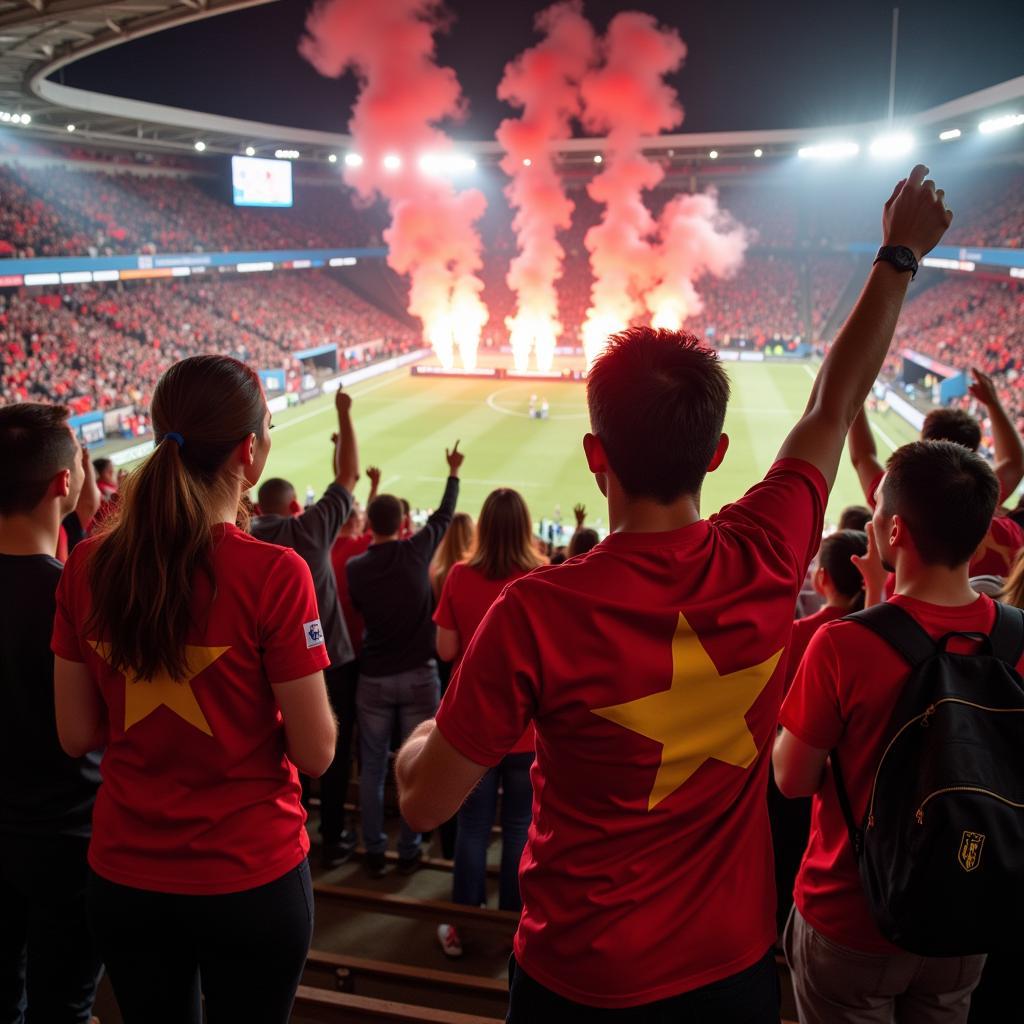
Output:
(437, 923), (463, 958)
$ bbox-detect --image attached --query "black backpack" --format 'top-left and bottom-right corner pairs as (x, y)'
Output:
(831, 601), (1024, 957)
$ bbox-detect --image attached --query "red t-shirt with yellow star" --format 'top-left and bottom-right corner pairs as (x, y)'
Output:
(435, 459), (827, 1008)
(52, 524), (330, 895)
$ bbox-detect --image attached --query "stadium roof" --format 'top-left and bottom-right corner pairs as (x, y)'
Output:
(1, 0), (1023, 167)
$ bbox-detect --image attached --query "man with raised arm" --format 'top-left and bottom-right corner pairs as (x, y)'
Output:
(849, 368), (1024, 578)
(347, 443), (464, 878)
(251, 387), (359, 868)
(395, 166), (951, 1020)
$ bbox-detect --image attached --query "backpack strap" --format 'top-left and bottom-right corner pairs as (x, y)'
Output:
(841, 602), (937, 668)
(829, 748), (862, 856)
(989, 602), (1024, 668)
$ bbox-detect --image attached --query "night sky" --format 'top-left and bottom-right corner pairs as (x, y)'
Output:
(60, 0), (1024, 138)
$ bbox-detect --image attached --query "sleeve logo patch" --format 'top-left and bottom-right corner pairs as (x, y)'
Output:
(304, 620), (324, 649)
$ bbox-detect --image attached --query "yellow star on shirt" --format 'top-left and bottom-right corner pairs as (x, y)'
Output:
(592, 614), (783, 811)
(90, 642), (229, 736)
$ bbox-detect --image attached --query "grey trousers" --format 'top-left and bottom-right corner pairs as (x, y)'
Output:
(784, 906), (986, 1024)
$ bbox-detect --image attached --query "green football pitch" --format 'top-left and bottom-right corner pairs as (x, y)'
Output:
(263, 360), (922, 531)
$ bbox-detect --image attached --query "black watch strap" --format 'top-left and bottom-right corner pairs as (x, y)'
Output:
(874, 245), (919, 279)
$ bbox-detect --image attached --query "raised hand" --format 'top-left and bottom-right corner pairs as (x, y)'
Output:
(574, 503), (587, 527)
(446, 440), (465, 476)
(366, 465), (382, 488)
(968, 368), (1000, 409)
(850, 521), (888, 608)
(882, 163), (953, 261)
(335, 388), (352, 416)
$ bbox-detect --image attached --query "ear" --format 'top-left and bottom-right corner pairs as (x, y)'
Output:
(889, 513), (905, 551)
(706, 433), (730, 473)
(53, 468), (71, 499)
(583, 433), (607, 474)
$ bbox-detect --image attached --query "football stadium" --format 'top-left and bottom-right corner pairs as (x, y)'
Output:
(1, 1), (1023, 1022)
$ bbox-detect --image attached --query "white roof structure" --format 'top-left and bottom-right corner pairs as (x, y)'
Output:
(0, 0), (1021, 166)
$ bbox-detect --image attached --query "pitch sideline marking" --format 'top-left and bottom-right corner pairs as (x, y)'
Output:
(274, 373), (407, 434)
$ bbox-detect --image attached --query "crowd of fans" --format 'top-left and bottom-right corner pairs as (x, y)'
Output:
(0, 272), (417, 411)
(4, 161), (1024, 1024)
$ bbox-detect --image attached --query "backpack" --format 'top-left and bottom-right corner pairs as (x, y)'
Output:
(831, 601), (1024, 957)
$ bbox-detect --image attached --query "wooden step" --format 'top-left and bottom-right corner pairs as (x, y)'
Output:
(313, 883), (519, 936)
(293, 984), (502, 1023)
(305, 948), (506, 1000)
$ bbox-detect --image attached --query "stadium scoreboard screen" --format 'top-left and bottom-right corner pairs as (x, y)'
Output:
(231, 156), (293, 208)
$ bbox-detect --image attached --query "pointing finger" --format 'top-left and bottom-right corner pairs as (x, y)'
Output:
(907, 163), (928, 187)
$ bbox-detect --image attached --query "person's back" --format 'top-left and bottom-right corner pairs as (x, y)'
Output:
(777, 441), (1000, 1023)
(0, 402), (101, 1023)
(52, 355), (337, 1024)
(398, 167), (954, 1018)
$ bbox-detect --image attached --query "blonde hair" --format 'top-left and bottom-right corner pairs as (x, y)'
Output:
(1001, 549), (1024, 609)
(466, 489), (544, 581)
(431, 512), (475, 599)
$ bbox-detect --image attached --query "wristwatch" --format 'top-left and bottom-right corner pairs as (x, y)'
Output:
(874, 245), (919, 279)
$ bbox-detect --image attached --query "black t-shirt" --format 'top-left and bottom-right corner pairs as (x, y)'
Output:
(0, 553), (100, 837)
(347, 477), (459, 677)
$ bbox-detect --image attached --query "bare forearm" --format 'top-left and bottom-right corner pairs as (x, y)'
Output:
(812, 264), (910, 431)
(334, 412), (358, 491)
(987, 399), (1024, 497)
(395, 721), (435, 801)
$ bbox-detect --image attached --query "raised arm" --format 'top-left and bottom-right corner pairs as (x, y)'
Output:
(412, 442), (464, 556)
(75, 447), (101, 531)
(366, 464), (382, 505)
(778, 165), (953, 488)
(848, 407), (885, 503)
(969, 368), (1024, 502)
(332, 389), (359, 493)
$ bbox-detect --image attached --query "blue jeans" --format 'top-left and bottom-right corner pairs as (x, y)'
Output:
(357, 662), (441, 858)
(453, 752), (533, 911)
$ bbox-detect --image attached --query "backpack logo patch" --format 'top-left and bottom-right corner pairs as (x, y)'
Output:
(958, 831), (985, 873)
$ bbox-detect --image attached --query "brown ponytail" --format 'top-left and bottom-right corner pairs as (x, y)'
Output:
(86, 355), (265, 681)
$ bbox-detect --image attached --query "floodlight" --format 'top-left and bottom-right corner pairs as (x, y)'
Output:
(344, 152), (363, 168)
(244, 146), (256, 156)
(10, 114), (22, 124)
(938, 128), (961, 141)
(797, 141), (859, 160)
(274, 149), (299, 160)
(522, 158), (531, 167)
(709, 150), (718, 159)
(979, 113), (1024, 135)
(869, 132), (915, 159)
(593, 154), (603, 164)
(754, 148), (763, 158)
(21, 114), (29, 125)
(0, 112), (8, 122)
(383, 153), (402, 171)
(66, 124), (76, 133)
(328, 153), (338, 163)
(194, 141), (206, 152)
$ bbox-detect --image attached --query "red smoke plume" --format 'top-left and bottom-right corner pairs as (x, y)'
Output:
(300, 0), (488, 369)
(496, 1), (597, 372)
(578, 11), (685, 365)
(647, 191), (749, 330)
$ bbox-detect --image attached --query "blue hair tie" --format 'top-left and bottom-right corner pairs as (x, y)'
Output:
(164, 432), (185, 448)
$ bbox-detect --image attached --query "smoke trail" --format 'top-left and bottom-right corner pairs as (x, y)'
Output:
(578, 12), (685, 367)
(496, 1), (597, 373)
(300, 0), (488, 369)
(646, 190), (749, 330)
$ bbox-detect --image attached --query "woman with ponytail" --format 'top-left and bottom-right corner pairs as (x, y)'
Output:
(52, 355), (336, 1024)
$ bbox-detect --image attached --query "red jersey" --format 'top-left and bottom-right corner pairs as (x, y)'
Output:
(331, 532), (373, 655)
(869, 470), (1024, 578)
(784, 604), (846, 692)
(433, 561), (534, 754)
(52, 524), (330, 895)
(780, 593), (1019, 954)
(436, 459), (827, 1007)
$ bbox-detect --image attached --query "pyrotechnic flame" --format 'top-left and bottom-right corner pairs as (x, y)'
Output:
(497, 1), (596, 372)
(300, 0), (488, 370)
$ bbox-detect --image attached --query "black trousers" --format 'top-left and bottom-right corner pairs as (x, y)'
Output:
(87, 859), (313, 1024)
(507, 950), (781, 1023)
(0, 832), (102, 1024)
(318, 661), (359, 844)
